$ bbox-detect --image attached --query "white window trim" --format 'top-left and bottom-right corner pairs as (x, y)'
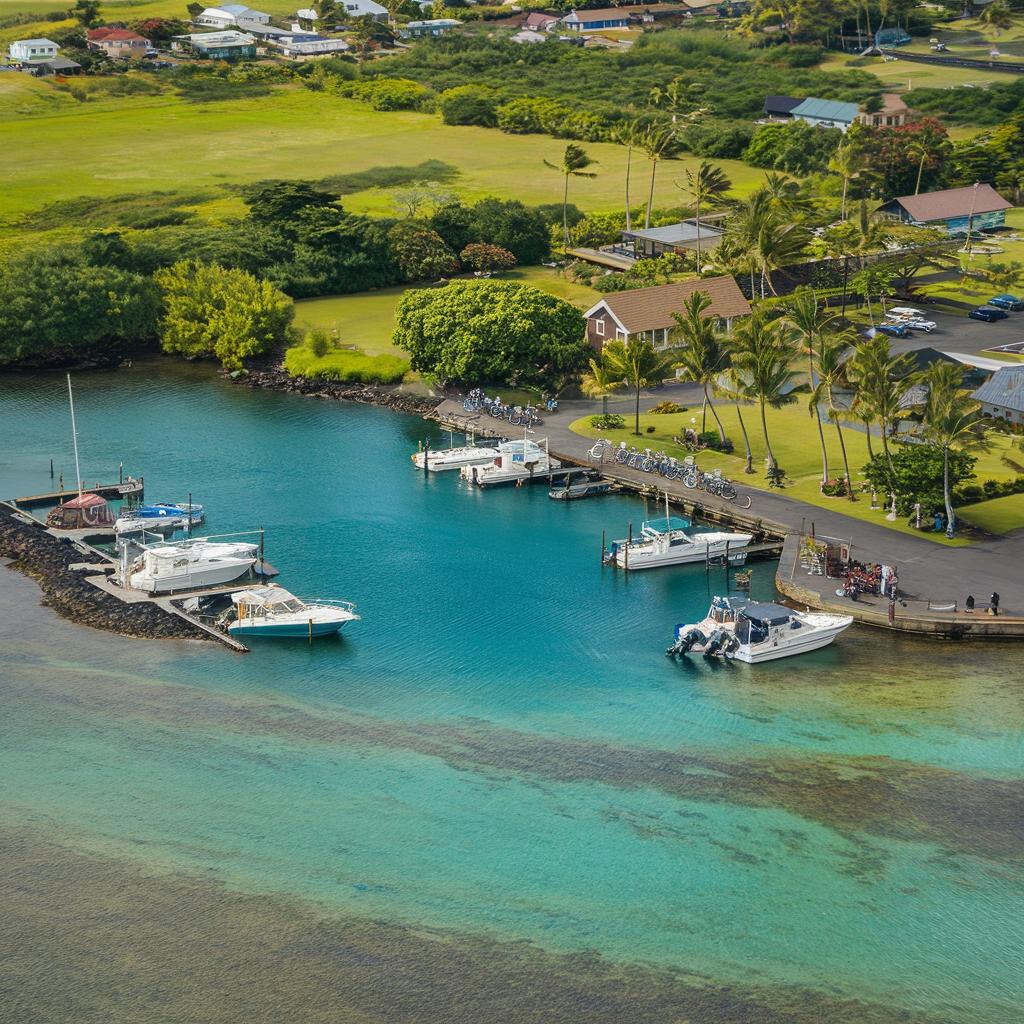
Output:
(594, 318), (604, 336)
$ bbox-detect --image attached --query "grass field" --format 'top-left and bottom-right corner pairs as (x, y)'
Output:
(571, 405), (1023, 544)
(958, 492), (1024, 534)
(816, 52), (1005, 91)
(0, 75), (769, 219)
(294, 267), (601, 357)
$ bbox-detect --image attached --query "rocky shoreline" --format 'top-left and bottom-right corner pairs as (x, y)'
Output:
(227, 366), (440, 416)
(0, 506), (207, 642)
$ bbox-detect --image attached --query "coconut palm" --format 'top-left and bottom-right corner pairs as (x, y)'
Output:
(727, 311), (799, 479)
(676, 161), (731, 276)
(638, 124), (678, 230)
(587, 337), (675, 436)
(544, 144), (597, 247)
(921, 362), (992, 538)
(827, 142), (865, 221)
(810, 333), (856, 496)
(726, 189), (810, 298)
(783, 289), (833, 485)
(718, 367), (756, 474)
(612, 120), (643, 233)
(671, 290), (729, 442)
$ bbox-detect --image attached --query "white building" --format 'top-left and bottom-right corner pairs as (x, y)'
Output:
(342, 0), (389, 22)
(278, 37), (351, 56)
(9, 38), (58, 62)
(971, 368), (1024, 425)
(195, 5), (271, 29)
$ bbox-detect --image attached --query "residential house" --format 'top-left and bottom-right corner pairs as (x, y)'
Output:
(278, 37), (350, 56)
(523, 11), (560, 31)
(340, 0), (390, 23)
(560, 8), (630, 31)
(173, 30), (257, 57)
(237, 22), (317, 41)
(583, 277), (751, 352)
(971, 367), (1024, 425)
(878, 184), (1013, 235)
(400, 19), (463, 37)
(621, 220), (726, 259)
(86, 28), (151, 59)
(790, 97), (861, 132)
(762, 95), (803, 120)
(195, 5), (270, 29)
(857, 92), (911, 127)
(35, 57), (82, 75)
(510, 30), (547, 44)
(8, 38), (58, 62)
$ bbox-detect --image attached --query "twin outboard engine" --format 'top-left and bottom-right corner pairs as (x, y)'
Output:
(667, 626), (706, 657)
(702, 630), (740, 659)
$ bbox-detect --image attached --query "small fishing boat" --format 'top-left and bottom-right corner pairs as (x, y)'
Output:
(227, 584), (359, 638)
(605, 516), (751, 570)
(667, 596), (853, 663)
(129, 502), (204, 524)
(412, 444), (500, 472)
(548, 470), (617, 501)
(125, 538), (259, 593)
(460, 438), (560, 487)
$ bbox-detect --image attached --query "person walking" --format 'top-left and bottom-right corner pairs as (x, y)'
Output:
(990, 592), (1000, 617)
(965, 595), (975, 614)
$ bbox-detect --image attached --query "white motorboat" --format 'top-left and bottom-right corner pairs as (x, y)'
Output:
(115, 514), (187, 537)
(667, 596), (853, 663)
(605, 516), (752, 570)
(227, 584), (359, 637)
(125, 538), (259, 593)
(412, 444), (500, 471)
(460, 438), (560, 487)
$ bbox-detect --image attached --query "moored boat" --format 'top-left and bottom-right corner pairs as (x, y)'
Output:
(125, 538), (259, 593)
(45, 493), (117, 530)
(605, 517), (751, 569)
(548, 470), (617, 500)
(667, 596), (853, 663)
(227, 584), (359, 637)
(460, 438), (560, 487)
(129, 502), (204, 524)
(412, 445), (500, 472)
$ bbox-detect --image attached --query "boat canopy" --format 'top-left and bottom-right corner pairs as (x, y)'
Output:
(231, 585), (304, 611)
(732, 600), (792, 626)
(642, 516), (690, 534)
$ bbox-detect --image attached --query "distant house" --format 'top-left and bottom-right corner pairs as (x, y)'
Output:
(790, 97), (861, 132)
(238, 22), (317, 41)
(35, 57), (82, 75)
(858, 92), (911, 128)
(278, 37), (350, 56)
(510, 30), (547, 44)
(971, 367), (1024, 425)
(174, 30), (257, 57)
(878, 184), (1013, 235)
(400, 19), (463, 37)
(621, 221), (725, 259)
(8, 38), (58, 62)
(195, 5), (271, 29)
(523, 12), (560, 31)
(560, 8), (630, 31)
(340, 0), (390, 23)
(762, 95), (803, 119)
(583, 277), (751, 352)
(86, 28), (151, 59)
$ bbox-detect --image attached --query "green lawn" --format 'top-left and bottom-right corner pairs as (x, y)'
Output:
(958, 492), (1024, 534)
(0, 76), (769, 219)
(295, 267), (601, 358)
(816, 52), (1004, 91)
(570, 405), (1022, 545)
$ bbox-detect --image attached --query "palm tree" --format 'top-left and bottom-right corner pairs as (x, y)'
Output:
(783, 289), (833, 486)
(726, 189), (810, 298)
(921, 362), (992, 538)
(810, 333), (856, 496)
(671, 290), (729, 442)
(638, 124), (677, 230)
(979, 0), (1012, 30)
(718, 366), (756, 474)
(544, 144), (597, 247)
(677, 161), (731, 276)
(587, 337), (675, 436)
(827, 142), (864, 221)
(727, 311), (799, 478)
(612, 120), (643, 233)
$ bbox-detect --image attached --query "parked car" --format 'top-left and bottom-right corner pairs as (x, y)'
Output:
(891, 317), (937, 332)
(969, 306), (1010, 322)
(889, 306), (927, 317)
(874, 323), (911, 338)
(988, 294), (1024, 311)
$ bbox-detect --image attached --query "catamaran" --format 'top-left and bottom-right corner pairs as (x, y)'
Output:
(460, 438), (560, 487)
(667, 596), (853, 663)
(227, 584), (359, 638)
(124, 538), (259, 593)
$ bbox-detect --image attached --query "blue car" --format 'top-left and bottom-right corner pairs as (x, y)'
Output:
(969, 306), (1010, 322)
(875, 323), (911, 338)
(988, 294), (1024, 311)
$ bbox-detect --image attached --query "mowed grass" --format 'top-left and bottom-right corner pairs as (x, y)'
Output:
(0, 77), (768, 217)
(958, 492), (1024, 534)
(571, 405), (1022, 544)
(816, 52), (1005, 90)
(295, 268), (601, 358)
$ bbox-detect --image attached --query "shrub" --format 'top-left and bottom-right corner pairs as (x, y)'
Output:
(821, 479), (847, 497)
(307, 328), (331, 357)
(437, 85), (498, 127)
(284, 346), (410, 384)
(649, 401), (683, 414)
(590, 413), (625, 429)
(345, 78), (427, 110)
(743, 120), (843, 176)
(863, 443), (977, 516)
(459, 242), (516, 273)
(496, 97), (607, 142)
(698, 431), (734, 453)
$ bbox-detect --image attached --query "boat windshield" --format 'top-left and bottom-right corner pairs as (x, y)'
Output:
(641, 516), (690, 534)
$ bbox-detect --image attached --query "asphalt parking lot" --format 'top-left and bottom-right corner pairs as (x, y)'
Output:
(886, 308), (1024, 359)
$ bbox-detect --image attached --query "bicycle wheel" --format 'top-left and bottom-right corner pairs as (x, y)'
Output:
(615, 450), (628, 464)
(721, 482), (737, 500)
(682, 467), (698, 488)
(641, 458), (655, 473)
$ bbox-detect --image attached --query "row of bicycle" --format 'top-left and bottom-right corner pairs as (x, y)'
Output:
(588, 439), (749, 505)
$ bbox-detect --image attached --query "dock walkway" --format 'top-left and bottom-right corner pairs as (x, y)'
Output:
(429, 397), (1024, 636)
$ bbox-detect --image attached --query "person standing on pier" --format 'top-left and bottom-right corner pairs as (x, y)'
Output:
(990, 592), (1000, 617)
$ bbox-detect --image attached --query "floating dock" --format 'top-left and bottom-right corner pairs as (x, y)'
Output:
(13, 476), (143, 510)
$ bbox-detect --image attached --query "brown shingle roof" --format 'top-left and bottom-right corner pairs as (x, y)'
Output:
(894, 184), (1012, 224)
(585, 276), (751, 334)
(563, 8), (632, 21)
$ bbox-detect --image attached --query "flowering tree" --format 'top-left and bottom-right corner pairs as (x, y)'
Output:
(458, 243), (517, 274)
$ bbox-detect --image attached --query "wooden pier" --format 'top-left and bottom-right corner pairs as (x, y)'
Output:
(14, 476), (143, 510)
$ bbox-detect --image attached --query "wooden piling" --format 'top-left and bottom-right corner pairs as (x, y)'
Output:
(601, 529), (605, 566)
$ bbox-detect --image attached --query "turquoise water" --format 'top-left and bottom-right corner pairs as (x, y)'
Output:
(1, 361), (1022, 1022)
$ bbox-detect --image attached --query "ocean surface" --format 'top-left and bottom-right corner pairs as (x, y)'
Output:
(1, 361), (1021, 1023)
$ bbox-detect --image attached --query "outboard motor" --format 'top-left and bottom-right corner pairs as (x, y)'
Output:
(667, 625), (706, 657)
(720, 633), (740, 658)
(702, 629), (732, 658)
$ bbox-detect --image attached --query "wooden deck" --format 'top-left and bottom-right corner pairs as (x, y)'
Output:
(565, 247), (638, 271)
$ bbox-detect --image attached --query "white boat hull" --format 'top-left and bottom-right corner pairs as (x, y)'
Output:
(229, 614), (354, 637)
(612, 532), (752, 569)
(412, 447), (499, 471)
(734, 619), (851, 663)
(131, 557), (255, 593)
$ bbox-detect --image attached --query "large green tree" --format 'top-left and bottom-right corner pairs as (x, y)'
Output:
(154, 260), (296, 369)
(393, 280), (588, 386)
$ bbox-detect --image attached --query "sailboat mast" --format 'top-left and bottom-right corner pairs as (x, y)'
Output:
(67, 373), (82, 498)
